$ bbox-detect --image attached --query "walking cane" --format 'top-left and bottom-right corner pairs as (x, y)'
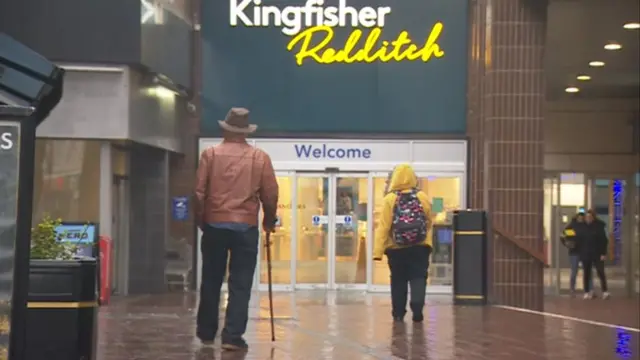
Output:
(265, 230), (276, 342)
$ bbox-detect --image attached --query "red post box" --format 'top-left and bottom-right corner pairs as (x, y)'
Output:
(98, 236), (112, 305)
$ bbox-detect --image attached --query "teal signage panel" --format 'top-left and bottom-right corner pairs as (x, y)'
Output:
(201, 0), (469, 135)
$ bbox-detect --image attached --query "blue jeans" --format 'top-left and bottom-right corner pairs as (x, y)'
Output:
(569, 254), (592, 291)
(196, 225), (259, 343)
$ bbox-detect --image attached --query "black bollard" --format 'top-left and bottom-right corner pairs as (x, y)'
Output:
(452, 210), (488, 305)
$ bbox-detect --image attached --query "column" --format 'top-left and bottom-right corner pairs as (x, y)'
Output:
(467, 0), (547, 310)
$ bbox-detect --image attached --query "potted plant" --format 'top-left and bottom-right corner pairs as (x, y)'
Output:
(27, 216), (99, 360)
(30, 216), (78, 261)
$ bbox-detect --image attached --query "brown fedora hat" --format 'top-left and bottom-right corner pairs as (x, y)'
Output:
(218, 107), (257, 134)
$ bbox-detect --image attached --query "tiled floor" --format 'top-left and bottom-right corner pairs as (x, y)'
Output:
(97, 292), (639, 360)
(543, 295), (640, 329)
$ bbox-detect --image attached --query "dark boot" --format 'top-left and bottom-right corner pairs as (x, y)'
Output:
(409, 278), (426, 322)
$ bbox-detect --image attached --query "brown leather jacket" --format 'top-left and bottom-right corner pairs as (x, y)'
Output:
(194, 139), (278, 227)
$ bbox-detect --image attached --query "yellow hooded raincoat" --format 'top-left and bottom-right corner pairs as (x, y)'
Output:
(373, 164), (433, 260)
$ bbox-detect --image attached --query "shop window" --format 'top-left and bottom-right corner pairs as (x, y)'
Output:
(32, 140), (101, 224)
(260, 176), (293, 284)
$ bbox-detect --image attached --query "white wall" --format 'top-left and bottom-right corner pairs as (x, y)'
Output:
(37, 65), (185, 153)
(545, 99), (639, 173)
(37, 68), (129, 139)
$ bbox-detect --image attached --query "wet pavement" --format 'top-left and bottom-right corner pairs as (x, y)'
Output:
(97, 292), (639, 360)
(543, 295), (640, 329)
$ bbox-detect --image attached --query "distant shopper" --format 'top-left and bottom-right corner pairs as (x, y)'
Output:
(194, 107), (279, 351)
(561, 212), (592, 294)
(374, 164), (432, 322)
(579, 209), (610, 299)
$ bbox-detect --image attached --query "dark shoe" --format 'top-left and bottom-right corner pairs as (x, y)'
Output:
(412, 313), (424, 323)
(200, 339), (215, 348)
(409, 301), (424, 323)
(222, 338), (249, 352)
(197, 331), (215, 348)
(393, 316), (404, 323)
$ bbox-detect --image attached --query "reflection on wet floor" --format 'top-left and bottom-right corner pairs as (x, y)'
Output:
(97, 291), (639, 360)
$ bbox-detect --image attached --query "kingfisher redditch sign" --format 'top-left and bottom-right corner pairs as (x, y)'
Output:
(229, 0), (445, 66)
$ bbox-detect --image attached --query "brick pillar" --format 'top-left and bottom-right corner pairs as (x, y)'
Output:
(168, 0), (201, 277)
(467, 0), (547, 310)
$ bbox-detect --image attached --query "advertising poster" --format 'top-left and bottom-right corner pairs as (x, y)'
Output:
(54, 223), (98, 258)
(0, 121), (20, 357)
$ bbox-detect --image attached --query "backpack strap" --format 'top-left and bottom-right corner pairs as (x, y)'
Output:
(393, 190), (402, 206)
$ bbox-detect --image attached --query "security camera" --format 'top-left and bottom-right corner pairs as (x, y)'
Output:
(186, 102), (197, 114)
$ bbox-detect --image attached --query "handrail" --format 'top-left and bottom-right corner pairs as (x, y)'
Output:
(492, 225), (548, 266)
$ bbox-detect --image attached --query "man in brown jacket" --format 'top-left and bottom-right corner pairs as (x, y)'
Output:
(194, 108), (278, 351)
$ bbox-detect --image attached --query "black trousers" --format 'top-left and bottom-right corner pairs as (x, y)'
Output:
(582, 257), (608, 293)
(196, 226), (259, 342)
(386, 245), (431, 318)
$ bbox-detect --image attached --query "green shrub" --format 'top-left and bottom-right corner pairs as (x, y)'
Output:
(30, 216), (77, 260)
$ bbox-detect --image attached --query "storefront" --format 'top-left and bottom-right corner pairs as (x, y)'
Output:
(34, 65), (187, 295)
(198, 0), (470, 293)
(197, 138), (466, 293)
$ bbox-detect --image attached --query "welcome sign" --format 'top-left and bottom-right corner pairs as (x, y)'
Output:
(230, 0), (445, 65)
(202, 0), (468, 135)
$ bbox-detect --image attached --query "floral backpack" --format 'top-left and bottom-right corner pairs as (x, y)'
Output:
(391, 189), (428, 246)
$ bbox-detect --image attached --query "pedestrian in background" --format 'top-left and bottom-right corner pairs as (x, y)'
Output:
(561, 211), (592, 295)
(579, 209), (610, 299)
(374, 164), (432, 323)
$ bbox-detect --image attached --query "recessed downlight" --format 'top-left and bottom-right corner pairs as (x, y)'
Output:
(589, 61), (605, 67)
(576, 75), (591, 81)
(565, 87), (580, 93)
(604, 42), (622, 50)
(623, 22), (640, 30)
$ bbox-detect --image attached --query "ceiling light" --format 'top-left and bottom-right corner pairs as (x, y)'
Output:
(623, 22), (640, 30)
(576, 75), (591, 81)
(589, 61), (605, 67)
(565, 87), (580, 93)
(604, 43), (622, 50)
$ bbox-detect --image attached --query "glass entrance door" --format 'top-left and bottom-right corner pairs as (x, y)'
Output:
(256, 171), (461, 292)
(259, 174), (294, 290)
(293, 173), (369, 289)
(333, 175), (369, 289)
(370, 172), (462, 293)
(295, 174), (330, 288)
(587, 175), (636, 296)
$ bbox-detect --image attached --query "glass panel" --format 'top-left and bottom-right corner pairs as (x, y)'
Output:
(334, 177), (368, 284)
(372, 175), (459, 286)
(261, 176), (293, 284)
(296, 177), (328, 284)
(372, 176), (389, 285)
(635, 173), (639, 293)
(557, 173), (587, 293)
(543, 176), (558, 292)
(0, 121), (20, 357)
(591, 178), (625, 294)
(32, 140), (101, 223)
(419, 177), (458, 286)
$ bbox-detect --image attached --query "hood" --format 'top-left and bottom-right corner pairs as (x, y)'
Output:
(388, 164), (418, 192)
(586, 217), (605, 227)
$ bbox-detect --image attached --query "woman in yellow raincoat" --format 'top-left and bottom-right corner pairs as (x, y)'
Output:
(374, 164), (433, 322)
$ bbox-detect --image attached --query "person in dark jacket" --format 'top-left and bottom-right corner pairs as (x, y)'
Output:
(561, 212), (592, 294)
(578, 209), (610, 299)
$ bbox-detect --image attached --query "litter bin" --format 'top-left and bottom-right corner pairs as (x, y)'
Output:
(26, 260), (98, 360)
(452, 210), (488, 305)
